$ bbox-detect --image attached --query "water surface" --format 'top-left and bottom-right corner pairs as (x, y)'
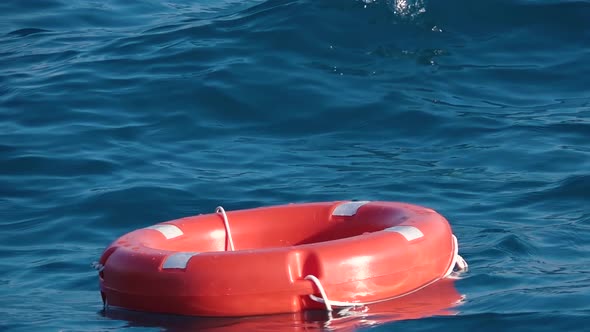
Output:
(1, 0), (589, 331)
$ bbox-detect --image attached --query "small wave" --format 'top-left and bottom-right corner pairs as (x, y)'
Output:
(520, 175), (590, 207)
(7, 28), (51, 37)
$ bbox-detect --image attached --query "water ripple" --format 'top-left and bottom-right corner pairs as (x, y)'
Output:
(1, 0), (590, 331)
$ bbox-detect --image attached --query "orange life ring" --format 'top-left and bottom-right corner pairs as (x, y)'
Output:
(96, 201), (467, 316)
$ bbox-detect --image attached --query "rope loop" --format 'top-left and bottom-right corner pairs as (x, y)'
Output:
(305, 275), (333, 311)
(455, 254), (468, 272)
(444, 235), (469, 277)
(92, 261), (105, 272)
(216, 206), (235, 251)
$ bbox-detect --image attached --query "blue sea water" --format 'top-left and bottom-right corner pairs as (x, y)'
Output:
(1, 0), (590, 330)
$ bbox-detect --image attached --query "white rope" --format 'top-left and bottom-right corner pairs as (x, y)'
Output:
(92, 261), (104, 272)
(306, 275), (441, 309)
(444, 235), (468, 277)
(455, 254), (468, 272)
(216, 206), (235, 251)
(453, 235), (468, 273)
(93, 262), (108, 309)
(305, 275), (333, 311)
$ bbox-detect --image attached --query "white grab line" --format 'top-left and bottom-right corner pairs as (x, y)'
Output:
(216, 206), (235, 251)
(456, 254), (468, 272)
(444, 235), (469, 277)
(306, 275), (442, 309)
(92, 261), (104, 272)
(305, 275), (333, 311)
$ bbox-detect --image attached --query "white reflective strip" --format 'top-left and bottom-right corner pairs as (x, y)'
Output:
(385, 226), (424, 241)
(162, 252), (199, 269)
(332, 201), (370, 216)
(145, 224), (183, 239)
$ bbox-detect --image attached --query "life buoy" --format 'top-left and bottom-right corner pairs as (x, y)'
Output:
(96, 201), (467, 316)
